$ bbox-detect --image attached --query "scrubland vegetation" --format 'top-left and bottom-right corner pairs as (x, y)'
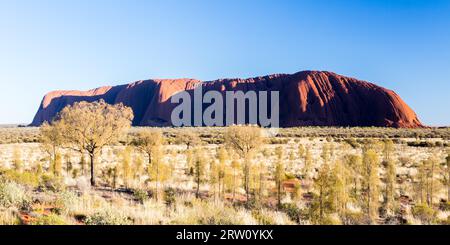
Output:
(0, 102), (449, 225)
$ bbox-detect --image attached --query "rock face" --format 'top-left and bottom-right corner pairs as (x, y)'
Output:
(31, 71), (423, 128)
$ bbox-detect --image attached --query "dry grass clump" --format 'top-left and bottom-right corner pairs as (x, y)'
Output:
(0, 207), (21, 225)
(170, 198), (256, 225)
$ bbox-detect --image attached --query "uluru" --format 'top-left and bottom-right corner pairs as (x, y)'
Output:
(31, 70), (423, 128)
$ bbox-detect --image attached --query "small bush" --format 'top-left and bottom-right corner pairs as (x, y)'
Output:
(269, 138), (289, 145)
(344, 138), (359, 149)
(55, 191), (80, 215)
(171, 200), (254, 225)
(440, 216), (450, 225)
(164, 187), (176, 207)
(133, 189), (149, 204)
(280, 203), (301, 223)
(85, 209), (131, 225)
(0, 181), (31, 210)
(320, 214), (342, 225)
(341, 210), (368, 225)
(407, 141), (434, 148)
(0, 170), (40, 188)
(412, 204), (437, 224)
(39, 174), (64, 192)
(439, 201), (450, 211)
(251, 209), (276, 225)
(30, 214), (68, 225)
(0, 208), (21, 225)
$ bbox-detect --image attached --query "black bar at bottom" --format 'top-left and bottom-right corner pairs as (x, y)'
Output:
(0, 225), (448, 243)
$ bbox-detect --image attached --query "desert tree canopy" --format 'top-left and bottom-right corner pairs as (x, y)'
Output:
(224, 125), (264, 159)
(132, 128), (164, 165)
(53, 99), (133, 186)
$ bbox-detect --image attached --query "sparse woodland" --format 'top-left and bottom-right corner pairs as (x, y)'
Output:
(0, 102), (449, 225)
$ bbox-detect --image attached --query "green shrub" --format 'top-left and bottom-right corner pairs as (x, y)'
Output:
(164, 187), (176, 207)
(280, 203), (301, 223)
(440, 216), (450, 225)
(133, 189), (149, 204)
(0, 170), (40, 188)
(412, 204), (437, 224)
(407, 141), (434, 148)
(284, 173), (296, 180)
(269, 138), (289, 144)
(39, 174), (64, 192)
(30, 213), (68, 225)
(439, 201), (450, 211)
(251, 209), (276, 225)
(341, 210), (368, 225)
(319, 214), (342, 225)
(344, 138), (359, 149)
(85, 210), (131, 225)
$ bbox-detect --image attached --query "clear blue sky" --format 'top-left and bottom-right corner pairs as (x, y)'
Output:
(1, 0), (449, 126)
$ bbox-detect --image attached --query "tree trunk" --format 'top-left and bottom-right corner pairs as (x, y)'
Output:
(213, 183), (216, 202)
(277, 181), (281, 207)
(113, 169), (117, 189)
(448, 158), (450, 201)
(319, 186), (323, 221)
(448, 169), (450, 201)
(448, 183), (450, 202)
(196, 176), (200, 198)
(259, 173), (263, 203)
(52, 146), (57, 175)
(155, 163), (159, 201)
(148, 152), (152, 166)
(245, 174), (249, 203)
(90, 153), (96, 186)
(218, 179), (222, 199)
(232, 169), (236, 202)
(244, 164), (249, 204)
(430, 162), (435, 206)
(367, 185), (371, 224)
